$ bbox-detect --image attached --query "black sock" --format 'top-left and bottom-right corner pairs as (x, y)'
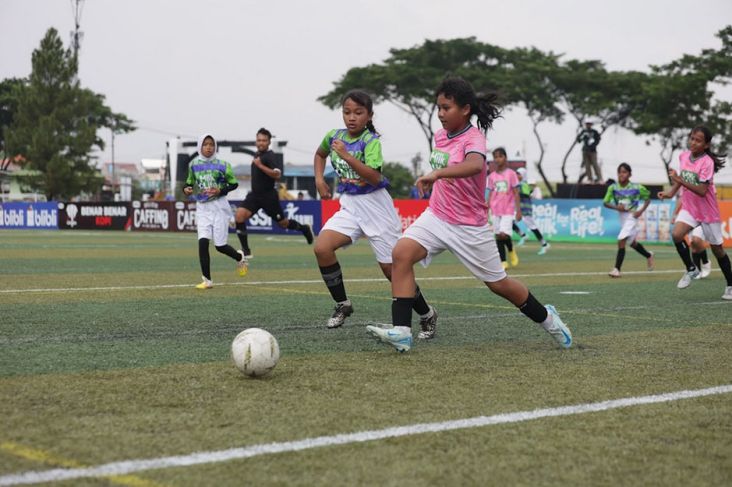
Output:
(531, 228), (545, 243)
(392, 297), (414, 327)
(674, 240), (696, 271)
(198, 238), (211, 280)
(506, 238), (514, 252)
(615, 248), (626, 270)
(413, 285), (431, 315)
(518, 292), (549, 323)
(215, 244), (242, 261)
(512, 222), (523, 237)
(236, 223), (250, 253)
(286, 219), (303, 231)
(700, 250), (709, 264)
(717, 254), (732, 286)
(319, 262), (347, 302)
(632, 242), (651, 258)
(497, 239), (506, 262)
(692, 252), (703, 271)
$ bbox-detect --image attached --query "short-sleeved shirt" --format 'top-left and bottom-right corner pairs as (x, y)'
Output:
(678, 151), (720, 223)
(319, 129), (388, 195)
(518, 181), (533, 215)
(185, 157), (237, 203)
(251, 150), (282, 194)
(603, 182), (650, 211)
(428, 125), (487, 226)
(487, 168), (519, 216)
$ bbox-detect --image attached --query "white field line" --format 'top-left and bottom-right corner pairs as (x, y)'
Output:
(0, 384), (729, 486)
(0, 269), (690, 295)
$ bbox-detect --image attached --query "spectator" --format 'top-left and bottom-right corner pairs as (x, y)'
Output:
(576, 121), (602, 183)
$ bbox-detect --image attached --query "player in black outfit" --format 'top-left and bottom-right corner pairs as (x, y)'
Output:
(235, 128), (313, 257)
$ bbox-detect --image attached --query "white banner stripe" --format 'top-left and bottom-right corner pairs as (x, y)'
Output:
(1, 384), (730, 486)
(0, 269), (689, 295)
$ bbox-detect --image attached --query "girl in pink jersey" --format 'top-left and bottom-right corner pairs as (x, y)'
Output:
(367, 77), (572, 352)
(658, 126), (731, 299)
(487, 147), (521, 268)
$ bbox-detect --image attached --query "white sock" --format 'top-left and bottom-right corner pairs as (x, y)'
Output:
(540, 314), (554, 331)
(395, 326), (412, 335)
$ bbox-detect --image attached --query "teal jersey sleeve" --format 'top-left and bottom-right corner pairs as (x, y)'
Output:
(319, 129), (337, 154)
(224, 161), (237, 185)
(185, 161), (195, 187)
(639, 184), (650, 201)
(603, 184), (616, 204)
(363, 136), (384, 170)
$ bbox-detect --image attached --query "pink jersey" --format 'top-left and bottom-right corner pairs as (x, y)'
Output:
(428, 125), (488, 226)
(678, 151), (720, 223)
(487, 168), (519, 216)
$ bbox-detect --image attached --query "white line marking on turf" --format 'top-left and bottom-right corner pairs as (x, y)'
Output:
(0, 269), (687, 295)
(0, 384), (729, 486)
(559, 291), (592, 295)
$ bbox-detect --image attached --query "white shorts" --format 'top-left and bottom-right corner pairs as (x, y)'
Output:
(321, 188), (401, 264)
(676, 209), (723, 245)
(618, 212), (639, 243)
(196, 198), (234, 246)
(402, 208), (507, 283)
(691, 225), (705, 240)
(521, 215), (538, 231)
(491, 215), (514, 235)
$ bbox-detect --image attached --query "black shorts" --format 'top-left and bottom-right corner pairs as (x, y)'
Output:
(238, 190), (285, 222)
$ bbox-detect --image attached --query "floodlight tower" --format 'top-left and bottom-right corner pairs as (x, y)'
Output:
(70, 0), (85, 59)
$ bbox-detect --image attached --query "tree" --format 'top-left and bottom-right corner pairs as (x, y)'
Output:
(4, 28), (134, 200)
(628, 26), (732, 180)
(319, 38), (511, 153)
(499, 48), (564, 196)
(0, 77), (25, 169)
(553, 60), (644, 183)
(382, 162), (415, 199)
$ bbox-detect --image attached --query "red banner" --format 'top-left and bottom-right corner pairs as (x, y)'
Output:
(720, 201), (732, 248)
(320, 199), (429, 233)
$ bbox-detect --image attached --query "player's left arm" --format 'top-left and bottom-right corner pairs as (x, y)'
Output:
(513, 186), (522, 221)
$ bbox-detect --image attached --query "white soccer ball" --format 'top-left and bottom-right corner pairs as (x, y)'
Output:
(231, 328), (280, 377)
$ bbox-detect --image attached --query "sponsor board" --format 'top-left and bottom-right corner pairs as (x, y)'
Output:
(228, 200), (321, 234)
(0, 202), (59, 229)
(57, 202), (131, 230)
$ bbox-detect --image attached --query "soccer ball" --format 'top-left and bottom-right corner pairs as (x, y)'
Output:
(231, 328), (280, 377)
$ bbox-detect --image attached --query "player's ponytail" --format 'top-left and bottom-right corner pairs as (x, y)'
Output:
(435, 76), (502, 133)
(692, 125), (727, 173)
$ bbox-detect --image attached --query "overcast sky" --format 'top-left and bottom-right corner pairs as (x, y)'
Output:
(2, 0), (731, 184)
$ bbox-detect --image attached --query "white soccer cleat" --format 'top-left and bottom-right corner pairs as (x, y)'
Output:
(417, 306), (438, 340)
(677, 269), (700, 289)
(543, 305), (572, 349)
(518, 236), (526, 246)
(722, 286), (732, 301)
(647, 252), (655, 271)
(326, 301), (354, 329)
(537, 243), (550, 255)
(608, 267), (621, 278)
(366, 324), (413, 352)
(699, 262), (712, 279)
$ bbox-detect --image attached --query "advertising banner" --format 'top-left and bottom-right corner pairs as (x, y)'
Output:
(321, 199), (429, 233)
(0, 202), (58, 230)
(130, 201), (174, 231)
(57, 202), (131, 230)
(522, 199), (675, 243)
(720, 201), (732, 248)
(173, 201), (197, 232)
(229, 200), (321, 235)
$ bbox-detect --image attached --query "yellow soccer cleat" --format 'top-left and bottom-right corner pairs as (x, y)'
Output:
(502, 261), (509, 270)
(236, 250), (249, 277)
(196, 277), (213, 289)
(509, 249), (519, 267)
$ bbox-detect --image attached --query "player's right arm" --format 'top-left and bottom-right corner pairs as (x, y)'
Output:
(314, 145), (331, 200)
